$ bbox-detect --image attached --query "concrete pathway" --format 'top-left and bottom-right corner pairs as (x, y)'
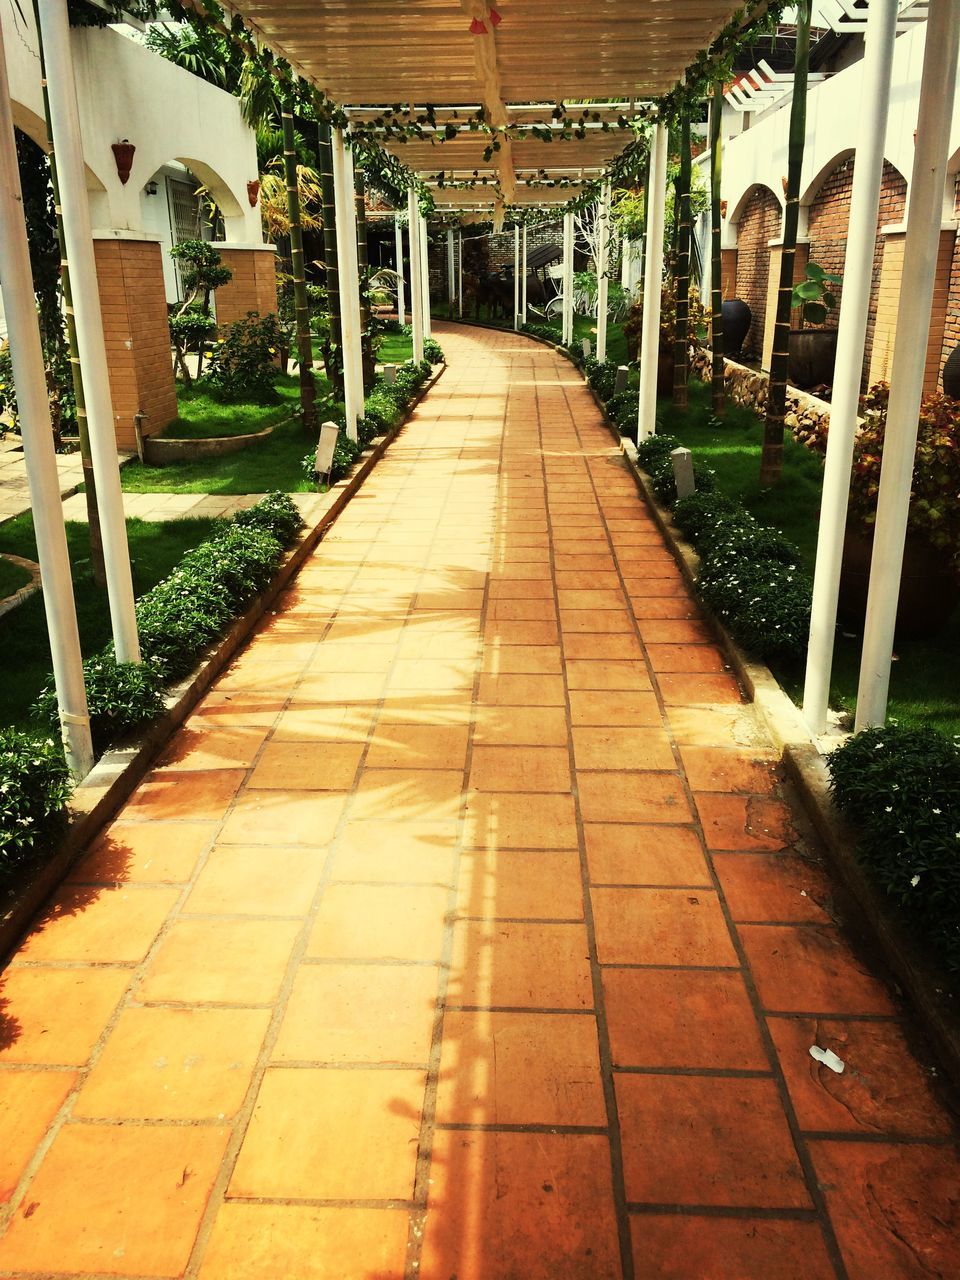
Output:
(60, 488), (329, 526)
(0, 436), (86, 522)
(0, 322), (957, 1279)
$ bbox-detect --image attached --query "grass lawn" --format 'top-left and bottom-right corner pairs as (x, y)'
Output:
(0, 556), (33, 600)
(0, 514), (218, 731)
(658, 381), (960, 737)
(162, 377), (301, 440)
(376, 331), (416, 365)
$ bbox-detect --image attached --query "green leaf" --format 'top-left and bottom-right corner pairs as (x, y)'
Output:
(805, 262), (826, 281)
(803, 302), (828, 325)
(794, 280), (822, 301)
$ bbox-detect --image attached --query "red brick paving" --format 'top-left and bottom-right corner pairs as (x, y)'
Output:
(0, 322), (957, 1278)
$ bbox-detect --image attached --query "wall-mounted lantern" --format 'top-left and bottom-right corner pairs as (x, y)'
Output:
(111, 139), (136, 184)
(144, 180), (159, 196)
(247, 179), (261, 207)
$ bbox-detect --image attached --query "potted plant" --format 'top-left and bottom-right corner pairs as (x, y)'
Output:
(839, 383), (960, 638)
(788, 260), (842, 390)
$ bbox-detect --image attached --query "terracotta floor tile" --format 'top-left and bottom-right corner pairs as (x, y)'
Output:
(696, 794), (796, 851)
(573, 725), (676, 772)
(17, 885), (179, 964)
(138, 918), (299, 1005)
(472, 705), (570, 746)
(636, 618), (711, 644)
(658, 672), (744, 705)
(578, 772), (691, 824)
(568, 689), (662, 726)
(565, 659), (652, 691)
(124, 768), (246, 822)
(74, 1006), (269, 1119)
(197, 1204), (409, 1280)
(0, 1069), (76, 1200)
(668, 704), (770, 748)
(488, 598), (557, 621)
(248, 741), (365, 790)
(307, 883), (448, 961)
(157, 725), (269, 771)
(603, 967), (767, 1069)
(293, 670), (387, 703)
(0, 966), (130, 1066)
(739, 925), (897, 1015)
(563, 631), (644, 659)
(477, 672), (567, 705)
(628, 597), (706, 620)
(229, 1067), (424, 1200)
(456, 849), (583, 920)
(809, 1139), (960, 1279)
(184, 844), (325, 916)
(480, 643), (563, 674)
(273, 963), (439, 1064)
(0, 1123), (229, 1277)
(769, 1016), (951, 1137)
(630, 1215), (835, 1280)
(68, 820), (216, 885)
(470, 745), (572, 792)
(435, 1010), (605, 1125)
(351, 767), (464, 821)
(333, 819), (458, 884)
(271, 703), (377, 743)
(714, 852), (834, 923)
(616, 1074), (810, 1208)
(449, 920), (593, 1009)
(584, 823), (710, 886)
(679, 745), (778, 793)
(420, 1130), (620, 1280)
(645, 643), (728, 673)
(463, 791), (579, 848)
(592, 886), (738, 966)
(556, 588), (627, 611)
(365, 724), (469, 769)
(560, 608), (636, 633)
(218, 789), (347, 846)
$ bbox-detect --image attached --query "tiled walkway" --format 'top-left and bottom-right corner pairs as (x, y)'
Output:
(0, 322), (958, 1279)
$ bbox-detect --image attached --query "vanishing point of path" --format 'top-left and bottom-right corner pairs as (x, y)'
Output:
(0, 321), (957, 1279)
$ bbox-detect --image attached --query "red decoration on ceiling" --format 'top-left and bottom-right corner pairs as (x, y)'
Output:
(469, 17), (487, 34)
(489, 7), (502, 24)
(247, 179), (261, 207)
(111, 140), (135, 184)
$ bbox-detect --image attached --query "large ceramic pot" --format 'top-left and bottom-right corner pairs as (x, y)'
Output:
(839, 525), (960, 640)
(657, 348), (674, 397)
(942, 344), (960, 399)
(788, 329), (838, 390)
(721, 298), (752, 358)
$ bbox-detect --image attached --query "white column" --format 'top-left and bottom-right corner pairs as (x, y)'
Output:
(620, 236), (631, 289)
(637, 122), (668, 441)
(856, 0), (960, 729)
(394, 217), (406, 326)
(331, 127), (364, 439)
(802, 0), (899, 734)
(513, 226), (520, 331)
(562, 211), (575, 345)
(458, 229), (464, 318)
(38, 0), (139, 663)
(419, 213), (432, 339)
(407, 189), (425, 363)
(446, 228), (456, 314)
(596, 181), (611, 362)
(0, 15), (93, 777)
(521, 224), (528, 325)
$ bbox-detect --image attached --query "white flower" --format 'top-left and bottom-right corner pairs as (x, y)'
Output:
(911, 875), (921, 887)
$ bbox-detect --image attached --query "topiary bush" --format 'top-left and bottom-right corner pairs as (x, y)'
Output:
(33, 654), (166, 757)
(672, 491), (741, 545)
(0, 730), (74, 885)
(232, 491), (303, 546)
(202, 312), (284, 403)
(828, 725), (960, 977)
(697, 556), (811, 658)
(423, 338), (445, 364)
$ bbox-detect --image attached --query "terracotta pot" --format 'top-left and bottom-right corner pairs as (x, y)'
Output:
(942, 344), (960, 399)
(839, 525), (960, 640)
(721, 298), (751, 358)
(788, 328), (837, 390)
(657, 349), (674, 397)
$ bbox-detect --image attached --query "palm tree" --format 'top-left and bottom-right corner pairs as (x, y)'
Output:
(760, 0), (812, 486)
(673, 109), (692, 407)
(710, 80), (726, 414)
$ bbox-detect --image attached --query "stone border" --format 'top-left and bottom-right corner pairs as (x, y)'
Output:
(142, 423), (278, 465)
(0, 553), (41, 619)
(0, 363), (446, 963)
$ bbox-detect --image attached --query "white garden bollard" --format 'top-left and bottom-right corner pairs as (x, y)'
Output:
(614, 365), (629, 395)
(671, 447), (696, 499)
(315, 420), (341, 485)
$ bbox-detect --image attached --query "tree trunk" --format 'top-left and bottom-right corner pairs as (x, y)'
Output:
(760, 0), (811, 487)
(354, 164), (375, 391)
(282, 109), (318, 433)
(710, 81), (726, 414)
(673, 110), (691, 408)
(33, 0), (105, 585)
(317, 121), (344, 400)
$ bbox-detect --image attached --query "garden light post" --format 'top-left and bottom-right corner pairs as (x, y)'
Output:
(802, 0), (898, 734)
(419, 213), (432, 339)
(458, 228), (464, 318)
(37, 0), (140, 663)
(331, 126), (364, 440)
(596, 180), (611, 363)
(562, 210), (574, 345)
(394, 216), (406, 326)
(856, 0), (960, 730)
(637, 120), (668, 441)
(513, 225), (520, 331)
(521, 223), (528, 326)
(0, 12), (93, 777)
(407, 187), (425, 363)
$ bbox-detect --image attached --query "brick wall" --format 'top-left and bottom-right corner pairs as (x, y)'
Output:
(733, 186), (781, 359)
(215, 249), (278, 327)
(94, 238), (177, 451)
(939, 175), (960, 388)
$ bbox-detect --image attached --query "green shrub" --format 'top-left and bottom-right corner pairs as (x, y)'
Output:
(584, 358), (619, 403)
(363, 386), (403, 433)
(33, 655), (166, 756)
(697, 556), (811, 658)
(672, 491), (741, 545)
(520, 322), (556, 343)
(423, 338), (445, 364)
(330, 434), (362, 483)
(0, 730), (73, 884)
(635, 433), (681, 470)
(169, 306), (215, 350)
(136, 572), (234, 679)
(828, 725), (960, 976)
(202, 312), (284, 403)
(232, 492), (303, 547)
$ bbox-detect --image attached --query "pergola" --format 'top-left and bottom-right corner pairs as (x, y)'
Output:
(0, 0), (958, 775)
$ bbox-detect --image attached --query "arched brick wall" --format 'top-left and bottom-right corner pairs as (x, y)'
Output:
(733, 186), (781, 360)
(806, 157), (906, 387)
